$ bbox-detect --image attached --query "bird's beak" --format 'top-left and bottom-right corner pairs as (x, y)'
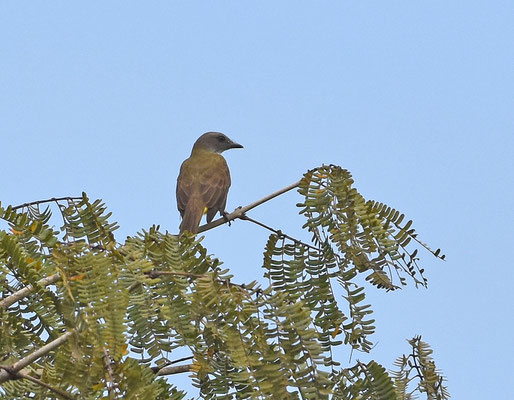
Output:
(229, 141), (243, 149)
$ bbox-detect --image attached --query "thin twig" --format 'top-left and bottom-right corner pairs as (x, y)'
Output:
(146, 270), (205, 279)
(3, 182), (301, 306)
(146, 270), (262, 296)
(102, 347), (118, 396)
(410, 341), (425, 382)
(0, 331), (74, 384)
(156, 364), (192, 376)
(11, 197), (83, 211)
(151, 356), (194, 373)
(168, 355), (194, 364)
(240, 215), (321, 253)
(198, 180), (300, 233)
(0, 366), (75, 399)
(389, 218), (446, 261)
(0, 273), (61, 310)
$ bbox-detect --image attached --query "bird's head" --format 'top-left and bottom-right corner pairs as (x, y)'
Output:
(192, 132), (243, 154)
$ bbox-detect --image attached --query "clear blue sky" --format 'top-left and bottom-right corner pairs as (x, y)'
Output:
(1, 2), (513, 398)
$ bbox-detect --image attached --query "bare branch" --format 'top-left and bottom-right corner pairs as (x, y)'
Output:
(0, 331), (74, 383)
(129, 270), (206, 293)
(146, 270), (205, 279)
(240, 215), (321, 253)
(198, 180), (300, 233)
(146, 270), (262, 296)
(156, 364), (192, 376)
(0, 273), (61, 310)
(11, 196), (83, 211)
(102, 347), (119, 397)
(168, 355), (195, 364)
(0, 366), (76, 399)
(151, 356), (194, 373)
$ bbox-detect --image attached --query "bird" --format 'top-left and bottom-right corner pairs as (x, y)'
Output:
(176, 132), (243, 234)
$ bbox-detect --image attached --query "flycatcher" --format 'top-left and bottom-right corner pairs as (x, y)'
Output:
(176, 132), (243, 234)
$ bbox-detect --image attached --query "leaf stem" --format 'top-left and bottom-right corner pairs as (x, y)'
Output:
(11, 196), (83, 211)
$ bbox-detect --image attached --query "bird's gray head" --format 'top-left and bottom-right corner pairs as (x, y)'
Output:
(192, 132), (243, 154)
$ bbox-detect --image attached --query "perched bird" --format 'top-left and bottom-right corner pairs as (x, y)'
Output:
(176, 132), (243, 234)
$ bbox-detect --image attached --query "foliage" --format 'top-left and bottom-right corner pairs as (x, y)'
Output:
(0, 166), (448, 399)
(392, 337), (450, 400)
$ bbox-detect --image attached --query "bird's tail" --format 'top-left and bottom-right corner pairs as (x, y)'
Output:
(179, 197), (204, 234)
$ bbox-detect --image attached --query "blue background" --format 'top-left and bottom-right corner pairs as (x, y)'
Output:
(1, 2), (513, 398)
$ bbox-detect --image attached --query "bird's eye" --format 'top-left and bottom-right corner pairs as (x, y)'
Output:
(218, 135), (226, 141)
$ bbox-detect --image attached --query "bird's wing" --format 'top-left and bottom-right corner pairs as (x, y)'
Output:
(176, 160), (196, 217)
(199, 160), (231, 223)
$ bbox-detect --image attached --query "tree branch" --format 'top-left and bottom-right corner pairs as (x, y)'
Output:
(146, 270), (262, 296)
(198, 180), (300, 233)
(0, 366), (76, 399)
(102, 347), (118, 397)
(156, 364), (192, 376)
(146, 270), (205, 279)
(0, 273), (61, 310)
(11, 196), (83, 211)
(240, 215), (321, 253)
(151, 356), (194, 373)
(3, 182), (301, 308)
(0, 330), (74, 383)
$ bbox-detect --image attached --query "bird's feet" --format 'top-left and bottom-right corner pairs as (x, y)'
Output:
(222, 211), (232, 226)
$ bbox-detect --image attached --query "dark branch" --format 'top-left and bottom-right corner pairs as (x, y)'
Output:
(240, 215), (321, 253)
(151, 356), (194, 373)
(169, 355), (195, 364)
(102, 347), (119, 396)
(146, 270), (205, 279)
(146, 270), (262, 296)
(11, 196), (83, 211)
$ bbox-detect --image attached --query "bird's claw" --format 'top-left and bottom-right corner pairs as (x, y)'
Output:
(222, 211), (231, 226)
